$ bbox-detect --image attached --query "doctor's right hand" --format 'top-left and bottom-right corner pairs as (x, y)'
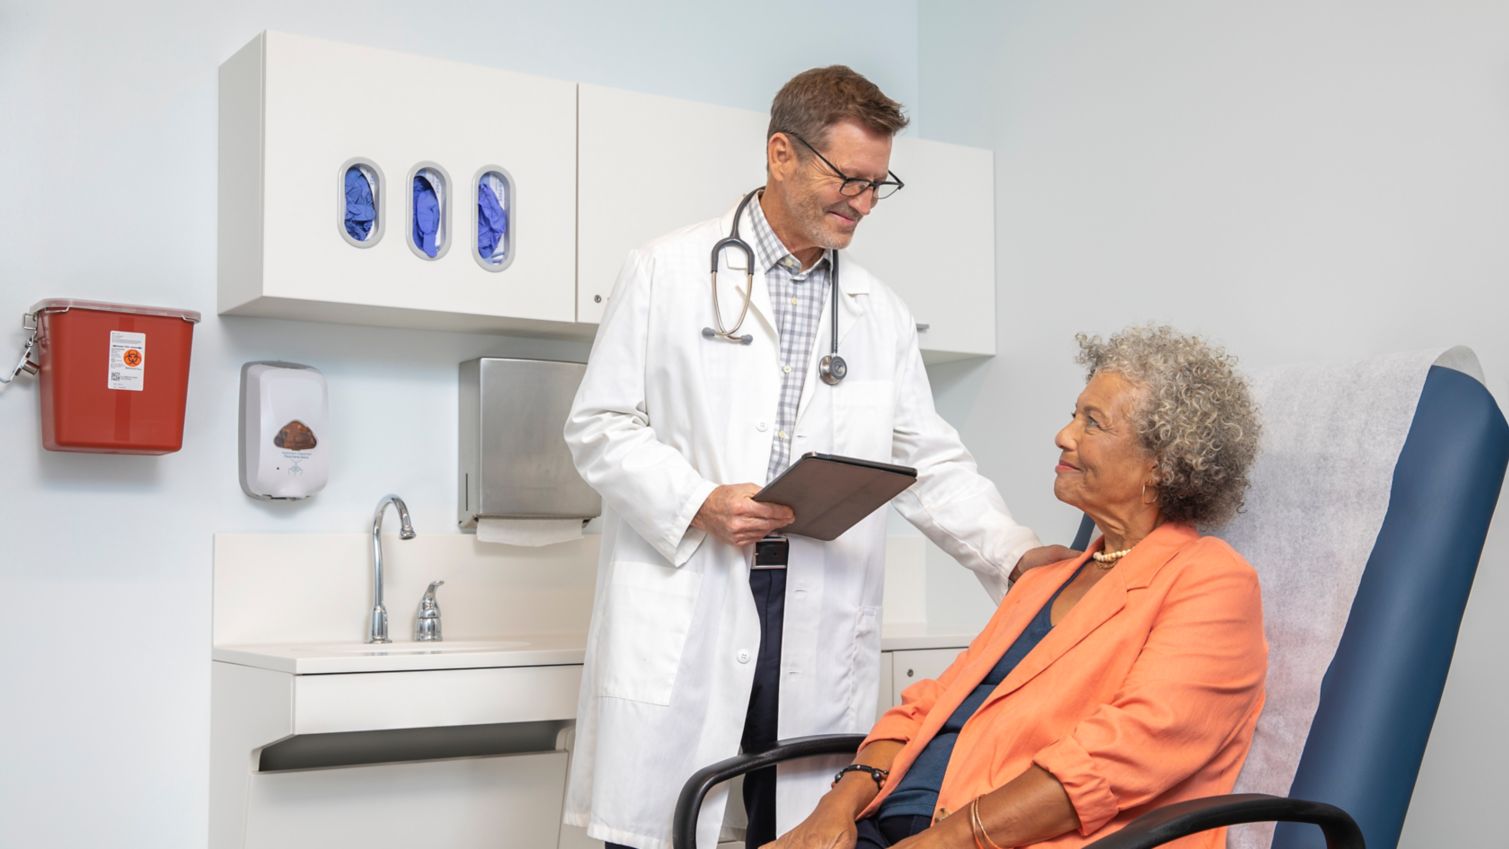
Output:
(692, 484), (796, 547)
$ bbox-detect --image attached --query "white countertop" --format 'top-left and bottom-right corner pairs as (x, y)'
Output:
(214, 623), (973, 675)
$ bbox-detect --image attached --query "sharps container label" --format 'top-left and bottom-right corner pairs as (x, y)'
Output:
(108, 330), (146, 391)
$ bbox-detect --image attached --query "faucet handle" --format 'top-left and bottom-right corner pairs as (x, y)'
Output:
(415, 580), (445, 642)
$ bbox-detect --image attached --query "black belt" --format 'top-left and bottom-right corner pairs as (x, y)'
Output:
(752, 536), (789, 570)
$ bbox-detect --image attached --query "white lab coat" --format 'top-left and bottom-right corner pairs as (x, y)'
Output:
(563, 200), (1038, 849)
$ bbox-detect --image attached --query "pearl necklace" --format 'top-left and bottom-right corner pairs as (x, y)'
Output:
(1090, 547), (1132, 568)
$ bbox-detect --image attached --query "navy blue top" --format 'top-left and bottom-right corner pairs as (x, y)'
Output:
(879, 566), (1084, 820)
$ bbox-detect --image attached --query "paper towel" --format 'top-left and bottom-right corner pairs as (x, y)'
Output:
(476, 517), (586, 547)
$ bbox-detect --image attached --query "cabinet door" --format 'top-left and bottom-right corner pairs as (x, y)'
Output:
(888, 648), (963, 705)
(845, 138), (996, 361)
(577, 84), (768, 325)
(245, 751), (567, 849)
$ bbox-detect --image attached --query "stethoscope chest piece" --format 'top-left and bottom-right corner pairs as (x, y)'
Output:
(819, 353), (847, 386)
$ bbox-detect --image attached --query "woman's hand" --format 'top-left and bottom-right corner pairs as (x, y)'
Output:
(760, 802), (859, 849)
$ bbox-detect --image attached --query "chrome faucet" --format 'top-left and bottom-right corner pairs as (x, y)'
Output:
(368, 494), (415, 643)
(415, 580), (445, 641)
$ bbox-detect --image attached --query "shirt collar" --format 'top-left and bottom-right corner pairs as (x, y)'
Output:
(747, 192), (831, 277)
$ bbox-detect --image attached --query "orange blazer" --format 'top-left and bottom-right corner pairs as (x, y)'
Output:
(861, 523), (1267, 848)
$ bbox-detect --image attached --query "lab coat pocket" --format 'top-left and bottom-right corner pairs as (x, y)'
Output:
(844, 605), (883, 725)
(836, 380), (895, 460)
(598, 560), (702, 705)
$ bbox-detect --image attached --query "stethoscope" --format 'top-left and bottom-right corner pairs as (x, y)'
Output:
(703, 188), (847, 385)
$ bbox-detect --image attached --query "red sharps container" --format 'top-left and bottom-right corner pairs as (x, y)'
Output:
(26, 299), (202, 454)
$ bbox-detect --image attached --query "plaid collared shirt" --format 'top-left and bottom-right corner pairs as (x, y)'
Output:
(746, 196), (832, 481)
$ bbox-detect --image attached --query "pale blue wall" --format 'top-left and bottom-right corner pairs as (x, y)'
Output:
(917, 3), (1509, 847)
(0, 2), (918, 846)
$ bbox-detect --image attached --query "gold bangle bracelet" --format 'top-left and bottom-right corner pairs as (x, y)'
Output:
(969, 797), (1007, 849)
(968, 800), (988, 849)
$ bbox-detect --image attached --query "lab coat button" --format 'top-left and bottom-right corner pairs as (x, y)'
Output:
(737, 650), (752, 663)
(756, 422), (767, 432)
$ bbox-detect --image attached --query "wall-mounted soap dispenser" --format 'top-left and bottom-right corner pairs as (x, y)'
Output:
(239, 361), (329, 500)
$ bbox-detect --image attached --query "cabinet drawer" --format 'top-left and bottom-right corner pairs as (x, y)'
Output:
(245, 750), (567, 849)
(294, 664), (582, 734)
(888, 648), (962, 705)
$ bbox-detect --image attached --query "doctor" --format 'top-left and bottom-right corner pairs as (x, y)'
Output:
(564, 66), (1066, 849)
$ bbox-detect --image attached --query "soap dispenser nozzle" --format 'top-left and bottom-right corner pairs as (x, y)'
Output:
(415, 580), (445, 642)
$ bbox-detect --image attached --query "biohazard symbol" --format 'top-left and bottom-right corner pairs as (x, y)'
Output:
(123, 349), (143, 368)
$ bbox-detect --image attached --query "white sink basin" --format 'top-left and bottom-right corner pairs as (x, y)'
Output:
(287, 639), (531, 656)
(212, 634), (586, 674)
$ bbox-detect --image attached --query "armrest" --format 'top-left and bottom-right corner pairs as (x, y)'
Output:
(672, 733), (865, 849)
(1084, 793), (1364, 849)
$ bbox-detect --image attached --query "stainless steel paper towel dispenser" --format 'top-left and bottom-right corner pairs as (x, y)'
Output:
(458, 358), (601, 528)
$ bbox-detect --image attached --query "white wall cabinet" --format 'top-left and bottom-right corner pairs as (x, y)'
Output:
(576, 83), (769, 326)
(218, 33), (997, 353)
(576, 83), (996, 361)
(845, 139), (997, 361)
(219, 32), (579, 335)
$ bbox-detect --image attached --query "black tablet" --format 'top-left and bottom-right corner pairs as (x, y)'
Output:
(752, 452), (918, 541)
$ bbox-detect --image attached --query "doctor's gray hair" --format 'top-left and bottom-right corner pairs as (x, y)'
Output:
(1075, 324), (1261, 527)
(768, 66), (908, 150)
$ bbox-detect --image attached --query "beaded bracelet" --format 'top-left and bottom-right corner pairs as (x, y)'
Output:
(831, 763), (888, 790)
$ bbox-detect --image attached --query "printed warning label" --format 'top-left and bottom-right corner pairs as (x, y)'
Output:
(108, 331), (146, 391)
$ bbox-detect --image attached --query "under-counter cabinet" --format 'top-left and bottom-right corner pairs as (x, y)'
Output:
(885, 648), (963, 706)
(218, 32), (579, 334)
(210, 652), (584, 849)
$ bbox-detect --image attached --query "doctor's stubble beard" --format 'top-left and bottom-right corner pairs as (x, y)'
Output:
(789, 192), (866, 252)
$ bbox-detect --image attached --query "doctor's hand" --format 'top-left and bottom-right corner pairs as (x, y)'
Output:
(693, 484), (796, 547)
(1010, 544), (1081, 582)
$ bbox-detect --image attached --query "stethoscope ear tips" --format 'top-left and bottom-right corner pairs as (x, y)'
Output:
(702, 327), (755, 345)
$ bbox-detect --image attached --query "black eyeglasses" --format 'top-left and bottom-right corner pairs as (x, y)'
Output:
(780, 130), (905, 200)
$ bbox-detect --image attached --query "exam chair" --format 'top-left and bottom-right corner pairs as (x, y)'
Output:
(672, 350), (1509, 849)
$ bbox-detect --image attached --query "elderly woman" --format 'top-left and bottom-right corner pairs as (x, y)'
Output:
(769, 325), (1266, 849)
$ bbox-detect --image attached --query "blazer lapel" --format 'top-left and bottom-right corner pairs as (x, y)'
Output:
(979, 523), (1198, 709)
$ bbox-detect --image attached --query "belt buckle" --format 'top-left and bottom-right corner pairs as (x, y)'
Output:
(752, 536), (789, 570)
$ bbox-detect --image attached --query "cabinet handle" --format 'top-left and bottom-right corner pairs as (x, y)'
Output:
(594, 295), (603, 304)
(915, 323), (930, 333)
(906, 668), (916, 678)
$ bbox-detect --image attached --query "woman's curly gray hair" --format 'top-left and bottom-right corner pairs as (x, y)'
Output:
(1076, 325), (1261, 527)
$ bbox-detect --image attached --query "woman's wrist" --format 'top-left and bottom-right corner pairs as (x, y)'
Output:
(824, 772), (881, 818)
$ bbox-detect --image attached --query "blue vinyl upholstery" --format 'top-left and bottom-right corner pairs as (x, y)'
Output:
(1276, 366), (1508, 848)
